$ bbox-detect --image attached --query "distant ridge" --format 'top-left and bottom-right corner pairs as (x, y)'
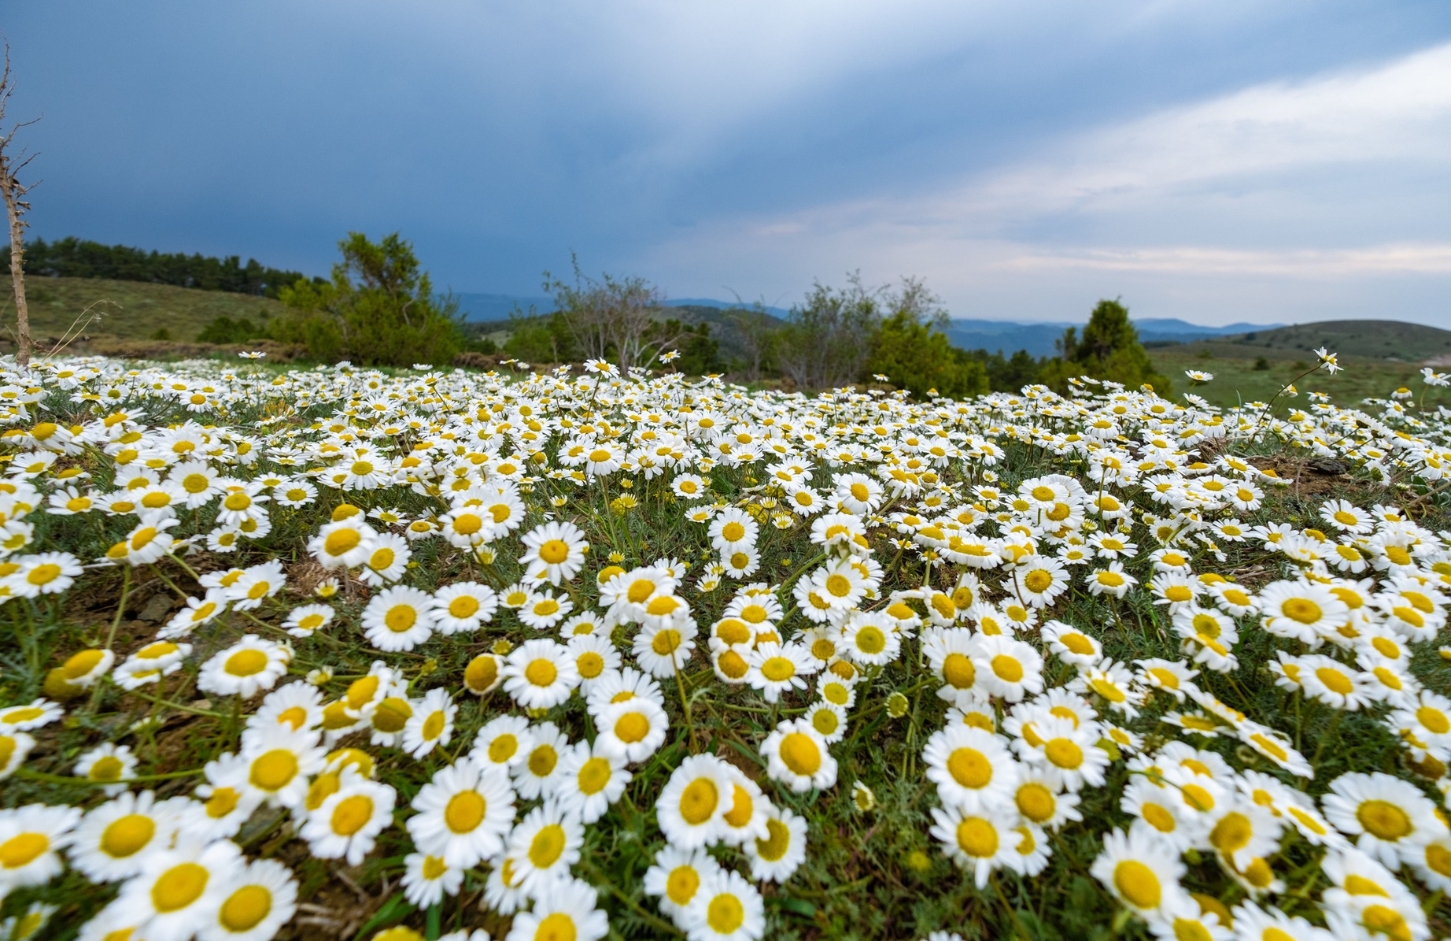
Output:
(450, 292), (554, 321)
(944, 318), (1280, 358)
(1203, 320), (1451, 363)
(451, 292), (791, 322)
(668, 298), (793, 318)
(453, 292), (1286, 358)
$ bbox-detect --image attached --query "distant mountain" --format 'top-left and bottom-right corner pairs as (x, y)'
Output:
(454, 292), (1281, 359)
(450, 292), (554, 321)
(451, 293), (790, 322)
(668, 298), (793, 318)
(945, 318), (1282, 358)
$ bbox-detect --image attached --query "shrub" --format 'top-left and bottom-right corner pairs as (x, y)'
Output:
(272, 233), (463, 367)
(867, 279), (987, 398)
(196, 315), (267, 345)
(1039, 299), (1172, 395)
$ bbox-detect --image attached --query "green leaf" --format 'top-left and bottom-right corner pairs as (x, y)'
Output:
(768, 896), (818, 919)
(353, 893), (415, 941)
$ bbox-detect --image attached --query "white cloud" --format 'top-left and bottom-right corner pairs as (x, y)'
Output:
(962, 41), (1451, 220)
(637, 40), (1451, 324)
(1001, 244), (1451, 278)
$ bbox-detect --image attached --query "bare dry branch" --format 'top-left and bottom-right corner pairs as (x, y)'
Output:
(0, 39), (39, 368)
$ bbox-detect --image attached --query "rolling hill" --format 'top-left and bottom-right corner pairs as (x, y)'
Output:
(7, 276), (287, 343)
(1209, 320), (1451, 362)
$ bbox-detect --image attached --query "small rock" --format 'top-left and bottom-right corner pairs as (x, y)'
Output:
(136, 593), (177, 624)
(1308, 458), (1346, 475)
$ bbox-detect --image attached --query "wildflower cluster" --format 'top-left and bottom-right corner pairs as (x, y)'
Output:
(0, 356), (1448, 940)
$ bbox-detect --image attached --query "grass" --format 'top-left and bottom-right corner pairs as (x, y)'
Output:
(1, 358), (1449, 941)
(1204, 319), (1451, 362)
(1, 276), (288, 344)
(1150, 345), (1451, 413)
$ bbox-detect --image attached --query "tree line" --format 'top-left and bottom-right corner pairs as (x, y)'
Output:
(1, 236), (315, 297)
(500, 269), (1171, 397)
(58, 228), (1168, 397)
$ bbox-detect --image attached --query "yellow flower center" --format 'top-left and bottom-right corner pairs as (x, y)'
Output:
(384, 605), (417, 633)
(992, 655), (1023, 683)
(220, 884), (273, 932)
(526, 659), (558, 687)
(1281, 598), (1323, 624)
(331, 794), (374, 836)
(529, 745), (558, 777)
(577, 652), (605, 679)
(680, 778), (719, 825)
(152, 862), (210, 912)
(1015, 783), (1055, 823)
(855, 626), (886, 656)
(529, 823), (567, 869)
(534, 913), (577, 941)
(1044, 738), (1083, 769)
(707, 894), (745, 934)
(956, 817), (998, 857)
(1357, 800), (1411, 840)
(666, 865), (700, 905)
(1023, 570), (1052, 593)
(323, 529), (361, 556)
(1112, 860), (1160, 909)
(444, 791), (486, 833)
(0, 833), (48, 869)
(249, 750), (298, 791)
(448, 596), (480, 619)
(755, 818), (791, 861)
(614, 712), (650, 743)
(578, 757), (612, 795)
(100, 814), (155, 858)
(948, 747), (992, 788)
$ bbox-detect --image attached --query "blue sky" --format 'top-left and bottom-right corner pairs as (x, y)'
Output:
(7, 1), (1451, 325)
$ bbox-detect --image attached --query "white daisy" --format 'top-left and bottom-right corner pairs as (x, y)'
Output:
(406, 757), (517, 869)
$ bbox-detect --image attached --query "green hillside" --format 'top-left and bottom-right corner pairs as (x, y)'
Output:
(1148, 319), (1451, 412)
(1210, 319), (1451, 361)
(4, 276), (288, 343)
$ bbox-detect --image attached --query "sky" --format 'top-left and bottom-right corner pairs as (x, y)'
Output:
(6, 1), (1451, 326)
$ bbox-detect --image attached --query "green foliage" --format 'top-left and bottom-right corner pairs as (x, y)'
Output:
(196, 315), (268, 345)
(672, 321), (722, 376)
(1, 236), (312, 297)
(1040, 299), (1173, 395)
(963, 347), (1049, 392)
(867, 280), (988, 398)
(544, 259), (670, 372)
(273, 233), (463, 366)
(503, 310), (577, 363)
(1254, 356), (1271, 371)
(776, 275), (883, 390)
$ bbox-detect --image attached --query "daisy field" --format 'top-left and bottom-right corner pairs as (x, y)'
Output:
(0, 352), (1448, 941)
